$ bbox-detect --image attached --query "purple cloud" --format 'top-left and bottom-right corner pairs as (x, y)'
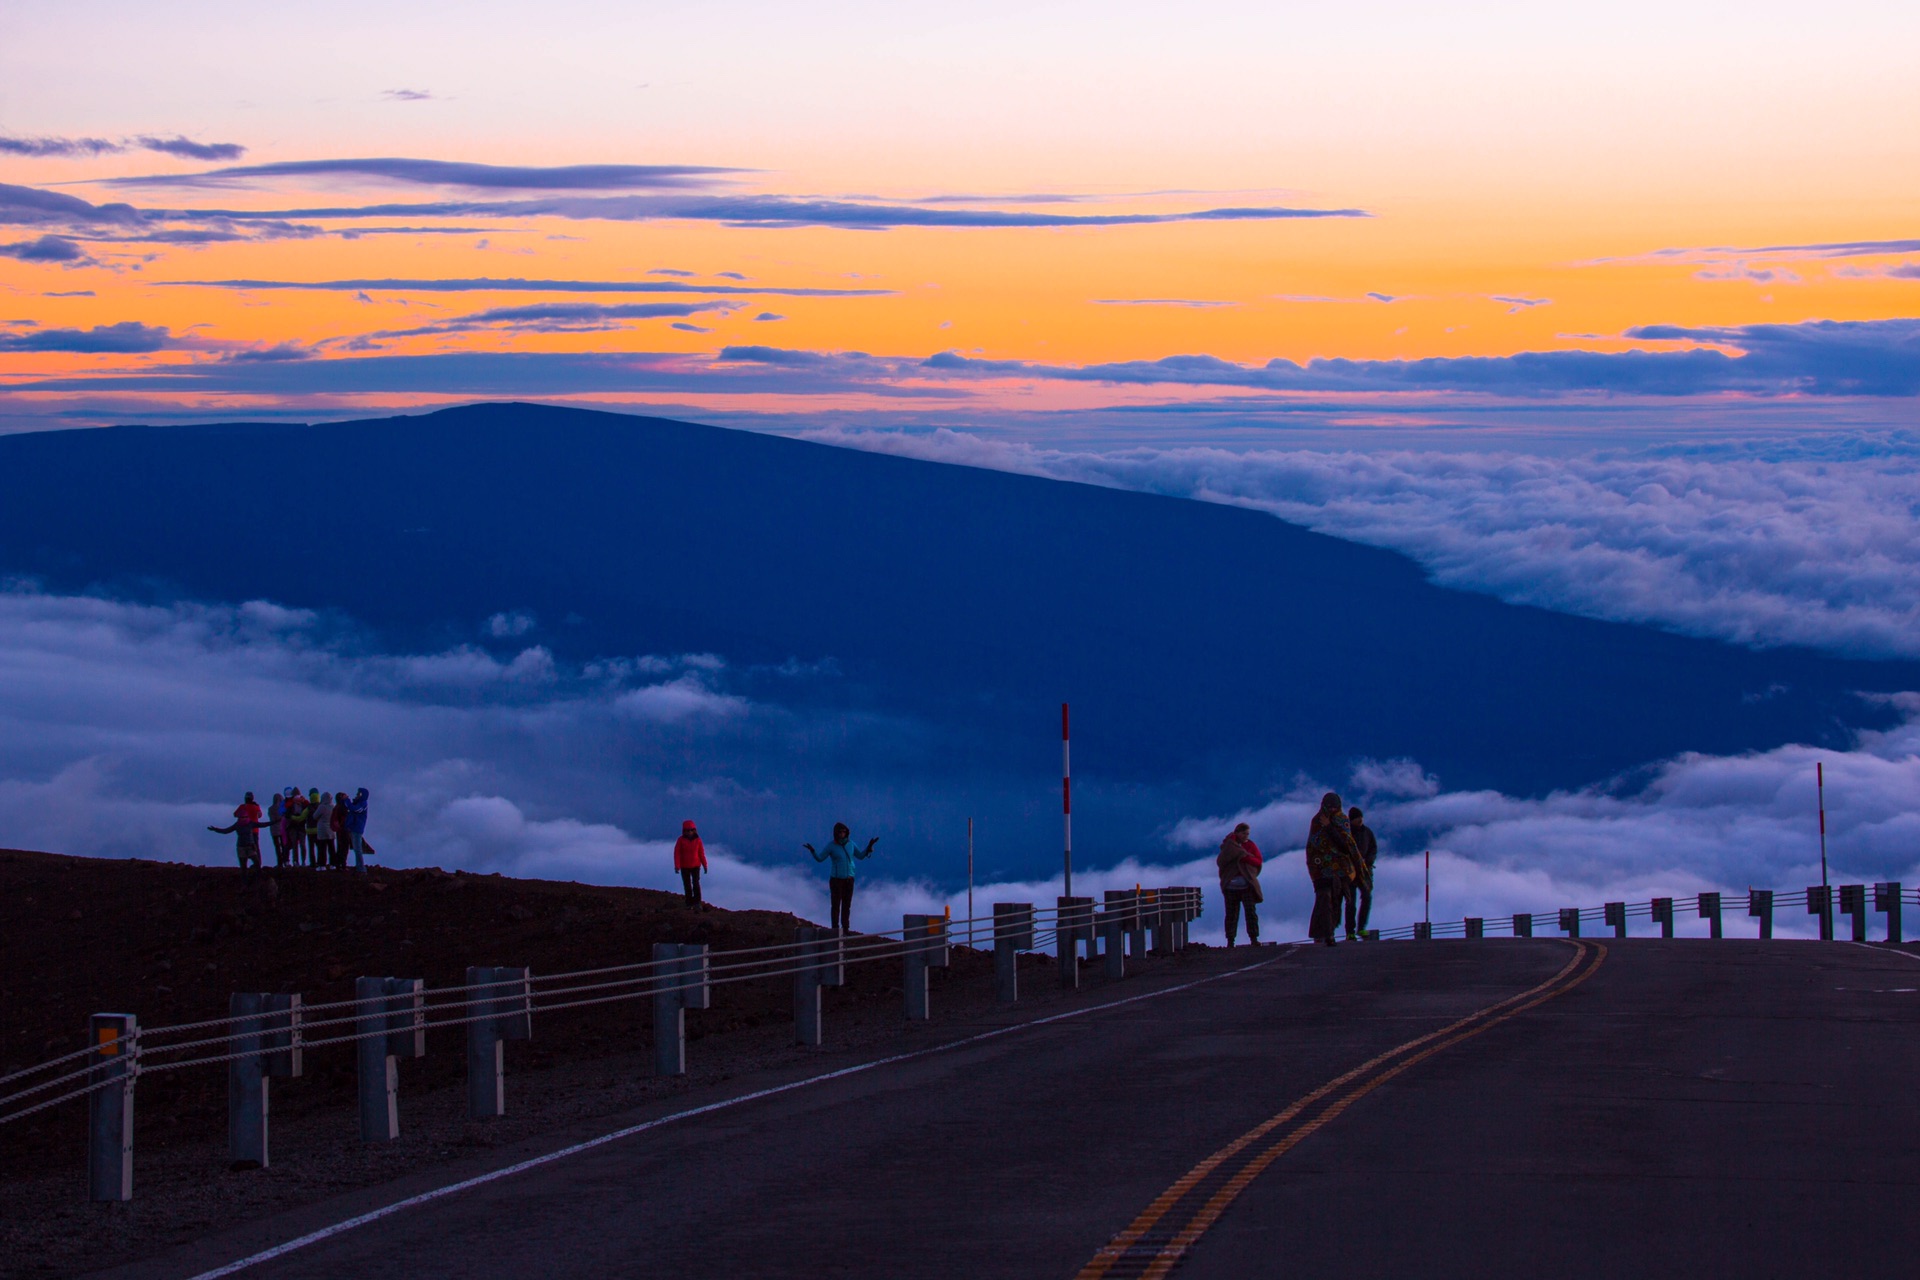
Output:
(0, 234), (91, 263)
(0, 321), (174, 353)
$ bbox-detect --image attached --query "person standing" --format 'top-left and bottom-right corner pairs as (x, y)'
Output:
(283, 788), (308, 866)
(329, 792), (351, 869)
(805, 823), (876, 934)
(266, 790), (289, 868)
(674, 820), (709, 908)
(310, 789), (336, 869)
(208, 792), (268, 872)
(1306, 792), (1361, 947)
(1216, 822), (1264, 946)
(1346, 807), (1378, 941)
(346, 788), (371, 871)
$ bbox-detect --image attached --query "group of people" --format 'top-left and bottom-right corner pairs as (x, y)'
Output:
(1216, 792), (1378, 946)
(671, 819), (878, 933)
(208, 787), (373, 872)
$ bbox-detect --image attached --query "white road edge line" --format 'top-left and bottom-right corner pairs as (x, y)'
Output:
(1843, 940), (1920, 962)
(183, 948), (1299, 1280)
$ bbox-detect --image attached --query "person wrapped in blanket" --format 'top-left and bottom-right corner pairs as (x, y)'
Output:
(1216, 822), (1265, 946)
(1305, 792), (1362, 947)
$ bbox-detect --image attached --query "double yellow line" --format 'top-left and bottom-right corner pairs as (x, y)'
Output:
(1075, 940), (1607, 1280)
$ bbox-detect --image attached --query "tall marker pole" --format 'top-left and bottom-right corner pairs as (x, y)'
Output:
(967, 817), (975, 947)
(1062, 703), (1073, 899)
(1817, 761), (1829, 890)
(1424, 849), (1431, 926)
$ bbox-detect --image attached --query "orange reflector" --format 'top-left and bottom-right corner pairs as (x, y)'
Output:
(97, 1027), (119, 1056)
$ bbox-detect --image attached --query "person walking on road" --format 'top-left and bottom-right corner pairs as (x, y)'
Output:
(1345, 806), (1378, 941)
(674, 820), (709, 909)
(1306, 792), (1361, 947)
(806, 822), (876, 933)
(1217, 822), (1264, 946)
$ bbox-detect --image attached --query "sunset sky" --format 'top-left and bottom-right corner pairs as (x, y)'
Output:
(3, 0), (1916, 436)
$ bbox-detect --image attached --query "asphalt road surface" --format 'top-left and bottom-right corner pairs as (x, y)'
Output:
(107, 939), (1920, 1280)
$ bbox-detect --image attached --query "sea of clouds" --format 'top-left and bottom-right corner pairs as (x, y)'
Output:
(3, 584), (1913, 945)
(797, 426), (1920, 660)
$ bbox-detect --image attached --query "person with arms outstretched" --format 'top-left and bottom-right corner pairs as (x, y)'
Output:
(805, 822), (876, 933)
(208, 791), (269, 872)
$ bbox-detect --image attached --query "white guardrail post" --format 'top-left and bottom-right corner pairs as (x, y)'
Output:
(1875, 882), (1903, 943)
(903, 914), (950, 1021)
(87, 1012), (138, 1202)
(653, 943), (711, 1076)
(357, 976), (424, 1142)
(794, 927), (844, 1047)
(466, 966), (532, 1119)
(994, 903), (1034, 1003)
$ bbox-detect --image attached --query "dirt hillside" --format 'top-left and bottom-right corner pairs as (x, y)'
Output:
(0, 848), (983, 1179)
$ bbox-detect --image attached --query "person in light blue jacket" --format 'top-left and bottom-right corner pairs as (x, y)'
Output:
(805, 822), (876, 933)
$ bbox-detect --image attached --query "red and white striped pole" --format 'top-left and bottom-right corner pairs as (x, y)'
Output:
(1424, 848), (1431, 925)
(1062, 702), (1073, 899)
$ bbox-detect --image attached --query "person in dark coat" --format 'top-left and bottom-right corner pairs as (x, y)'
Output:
(1305, 792), (1361, 946)
(1216, 822), (1265, 946)
(1345, 807), (1378, 940)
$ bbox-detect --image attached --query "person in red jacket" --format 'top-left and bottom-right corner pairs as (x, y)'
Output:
(674, 820), (709, 909)
(208, 792), (268, 872)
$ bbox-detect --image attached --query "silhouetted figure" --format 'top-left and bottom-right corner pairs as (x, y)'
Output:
(1306, 792), (1361, 946)
(1217, 822), (1264, 946)
(208, 792), (269, 872)
(1346, 807), (1378, 940)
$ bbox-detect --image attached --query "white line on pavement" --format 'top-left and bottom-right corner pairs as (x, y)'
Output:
(184, 948), (1298, 1280)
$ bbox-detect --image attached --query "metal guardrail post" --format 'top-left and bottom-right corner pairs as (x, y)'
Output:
(1513, 913), (1532, 938)
(653, 943), (710, 1076)
(1807, 885), (1834, 941)
(1413, 922), (1432, 941)
(87, 1012), (137, 1202)
(994, 903), (1034, 1003)
(903, 914), (949, 1020)
(1651, 898), (1674, 938)
(1101, 891), (1132, 978)
(1057, 896), (1091, 989)
(1603, 902), (1627, 939)
(1464, 917), (1483, 939)
(1126, 889), (1149, 960)
(1874, 883), (1903, 943)
(1558, 908), (1581, 938)
(1839, 885), (1868, 942)
(356, 977), (398, 1142)
(1749, 889), (1773, 939)
(793, 927), (842, 1046)
(466, 966), (531, 1118)
(1697, 892), (1722, 939)
(228, 994), (270, 1167)
(264, 993), (303, 1081)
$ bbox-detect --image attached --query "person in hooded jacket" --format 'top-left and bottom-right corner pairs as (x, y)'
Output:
(346, 788), (371, 871)
(1216, 822), (1265, 946)
(208, 792), (269, 872)
(330, 792), (351, 869)
(806, 823), (876, 933)
(1305, 792), (1362, 946)
(310, 789), (336, 869)
(674, 820), (709, 908)
(283, 788), (308, 866)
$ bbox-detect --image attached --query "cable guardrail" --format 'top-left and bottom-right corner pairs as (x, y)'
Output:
(0, 887), (1207, 1202)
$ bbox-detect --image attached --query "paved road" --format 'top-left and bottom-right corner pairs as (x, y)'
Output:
(112, 940), (1920, 1279)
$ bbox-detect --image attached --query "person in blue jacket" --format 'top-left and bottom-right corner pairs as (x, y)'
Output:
(346, 788), (371, 871)
(805, 822), (876, 933)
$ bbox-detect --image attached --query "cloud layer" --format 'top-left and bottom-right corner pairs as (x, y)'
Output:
(1, 586), (1913, 946)
(798, 427), (1920, 660)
